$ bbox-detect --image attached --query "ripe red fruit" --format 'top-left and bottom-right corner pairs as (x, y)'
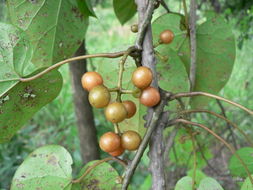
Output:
(109, 146), (125, 157)
(122, 100), (137, 118)
(121, 131), (141, 151)
(131, 66), (153, 89)
(159, 29), (174, 44)
(81, 71), (103, 91)
(140, 87), (160, 107)
(105, 102), (127, 123)
(99, 132), (121, 153)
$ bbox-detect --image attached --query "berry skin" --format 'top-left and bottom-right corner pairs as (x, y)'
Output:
(109, 146), (125, 157)
(88, 85), (110, 108)
(99, 132), (121, 153)
(105, 102), (127, 123)
(81, 72), (103, 91)
(121, 131), (141, 151)
(131, 24), (138, 33)
(140, 87), (160, 107)
(122, 100), (137, 119)
(159, 30), (174, 44)
(132, 66), (153, 89)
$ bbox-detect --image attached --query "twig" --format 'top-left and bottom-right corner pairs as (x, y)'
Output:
(169, 91), (253, 115)
(190, 131), (197, 190)
(72, 157), (127, 184)
(116, 46), (136, 101)
(159, 0), (170, 13)
(216, 100), (238, 149)
(170, 119), (253, 185)
(179, 109), (253, 147)
(19, 51), (127, 82)
(121, 93), (168, 190)
(189, 0), (197, 91)
(164, 127), (178, 161)
(149, 112), (169, 190)
(135, 0), (156, 49)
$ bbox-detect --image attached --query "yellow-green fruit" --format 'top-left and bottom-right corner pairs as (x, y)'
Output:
(88, 85), (110, 108)
(105, 102), (127, 123)
(121, 130), (141, 151)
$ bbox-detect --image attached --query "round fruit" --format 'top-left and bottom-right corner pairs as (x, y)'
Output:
(88, 85), (110, 108)
(81, 71), (103, 91)
(105, 102), (127, 123)
(131, 24), (138, 33)
(121, 131), (141, 151)
(99, 132), (121, 153)
(122, 100), (136, 118)
(132, 66), (153, 89)
(159, 29), (174, 44)
(109, 146), (125, 157)
(140, 87), (160, 107)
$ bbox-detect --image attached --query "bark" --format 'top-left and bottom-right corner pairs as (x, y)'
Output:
(69, 42), (100, 164)
(135, 0), (166, 189)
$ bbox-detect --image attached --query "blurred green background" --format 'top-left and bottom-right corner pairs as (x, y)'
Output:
(0, 0), (252, 189)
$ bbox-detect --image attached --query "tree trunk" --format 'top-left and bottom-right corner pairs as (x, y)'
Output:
(69, 41), (100, 164)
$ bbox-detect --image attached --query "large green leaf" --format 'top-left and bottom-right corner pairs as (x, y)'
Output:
(7, 0), (89, 68)
(0, 22), (35, 97)
(241, 176), (253, 190)
(76, 0), (96, 17)
(198, 177), (224, 190)
(175, 176), (192, 190)
(229, 147), (253, 177)
(97, 57), (146, 137)
(156, 48), (190, 110)
(11, 145), (73, 190)
(73, 160), (121, 190)
(152, 13), (235, 108)
(113, 0), (137, 25)
(0, 69), (62, 143)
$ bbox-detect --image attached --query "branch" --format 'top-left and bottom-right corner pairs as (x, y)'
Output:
(135, 0), (156, 50)
(19, 50), (128, 82)
(149, 111), (169, 190)
(72, 157), (127, 184)
(170, 119), (253, 185)
(121, 93), (168, 190)
(179, 109), (253, 147)
(169, 91), (253, 115)
(189, 0), (197, 90)
(216, 100), (238, 149)
(159, 0), (170, 13)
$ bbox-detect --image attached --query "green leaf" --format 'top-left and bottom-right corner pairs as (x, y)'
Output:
(96, 57), (146, 137)
(139, 175), (152, 190)
(156, 48), (190, 110)
(187, 169), (206, 186)
(113, 0), (137, 25)
(175, 176), (192, 190)
(75, 160), (121, 190)
(152, 12), (236, 108)
(198, 177), (224, 190)
(241, 175), (253, 190)
(229, 147), (253, 177)
(169, 128), (212, 168)
(0, 69), (62, 143)
(11, 145), (73, 190)
(7, 0), (89, 67)
(0, 22), (35, 97)
(76, 0), (96, 17)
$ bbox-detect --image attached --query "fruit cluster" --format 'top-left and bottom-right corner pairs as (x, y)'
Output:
(81, 66), (160, 156)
